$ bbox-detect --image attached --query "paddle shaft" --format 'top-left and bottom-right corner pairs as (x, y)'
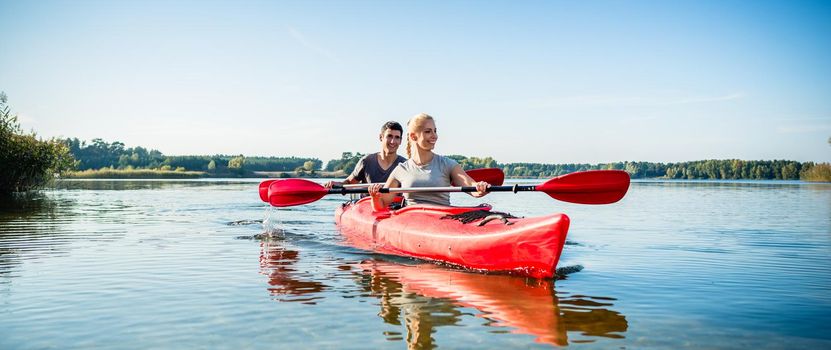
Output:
(328, 184), (534, 195)
(336, 168), (505, 189)
(266, 170), (629, 206)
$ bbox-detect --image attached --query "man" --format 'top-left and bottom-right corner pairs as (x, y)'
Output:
(325, 121), (406, 188)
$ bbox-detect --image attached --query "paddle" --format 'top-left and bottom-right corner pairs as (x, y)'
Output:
(266, 170), (630, 207)
(259, 179), (279, 202)
(259, 168), (505, 202)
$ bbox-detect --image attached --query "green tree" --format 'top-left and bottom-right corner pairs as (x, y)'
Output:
(228, 156), (245, 169)
(325, 151), (362, 172)
(246, 156), (320, 171)
(1, 92), (74, 194)
(781, 163), (798, 180)
(61, 137), (165, 170)
(227, 156), (245, 175)
(118, 154), (130, 168)
(207, 160), (216, 173)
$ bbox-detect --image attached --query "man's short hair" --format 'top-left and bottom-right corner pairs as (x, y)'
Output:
(381, 121), (403, 134)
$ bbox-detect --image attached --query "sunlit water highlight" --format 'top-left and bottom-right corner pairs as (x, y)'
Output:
(1, 179), (829, 349)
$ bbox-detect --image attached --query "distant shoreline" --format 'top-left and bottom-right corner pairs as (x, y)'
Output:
(59, 164), (831, 182)
(59, 171), (831, 183)
(62, 169), (349, 179)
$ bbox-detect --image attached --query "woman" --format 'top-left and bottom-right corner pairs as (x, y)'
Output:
(369, 113), (489, 211)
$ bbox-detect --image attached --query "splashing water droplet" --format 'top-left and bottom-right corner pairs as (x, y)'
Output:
(263, 206), (285, 236)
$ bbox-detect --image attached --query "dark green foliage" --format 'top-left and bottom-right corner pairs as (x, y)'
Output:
(325, 152), (364, 172)
(61, 137), (321, 174)
(245, 156), (321, 172)
(1, 92), (74, 194)
(500, 162), (599, 178)
(67, 169), (202, 179)
(63, 137), (165, 170)
(453, 155), (820, 181)
(163, 155), (216, 170)
(633, 159), (806, 180)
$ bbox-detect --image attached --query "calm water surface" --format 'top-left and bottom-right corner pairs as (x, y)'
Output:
(1, 179), (829, 349)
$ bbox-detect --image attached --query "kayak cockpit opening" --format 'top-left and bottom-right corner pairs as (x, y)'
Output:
(440, 209), (520, 226)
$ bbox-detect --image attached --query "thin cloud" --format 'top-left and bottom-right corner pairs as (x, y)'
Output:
(672, 92), (747, 105)
(530, 92), (747, 108)
(287, 26), (340, 64)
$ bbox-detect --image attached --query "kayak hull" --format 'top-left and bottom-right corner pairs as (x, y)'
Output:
(335, 198), (570, 279)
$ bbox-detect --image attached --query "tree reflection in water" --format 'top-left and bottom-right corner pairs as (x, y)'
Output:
(352, 260), (628, 348)
(258, 239), (328, 304)
(1, 192), (81, 276)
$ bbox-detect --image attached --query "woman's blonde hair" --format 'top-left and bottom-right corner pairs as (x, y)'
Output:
(405, 113), (434, 158)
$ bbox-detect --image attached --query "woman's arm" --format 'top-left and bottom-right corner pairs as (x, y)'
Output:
(449, 165), (489, 198)
(369, 177), (400, 211)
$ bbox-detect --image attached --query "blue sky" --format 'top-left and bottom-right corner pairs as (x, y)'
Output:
(1, 0), (829, 164)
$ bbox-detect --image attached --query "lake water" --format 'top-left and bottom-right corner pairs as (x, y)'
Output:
(1, 179), (829, 349)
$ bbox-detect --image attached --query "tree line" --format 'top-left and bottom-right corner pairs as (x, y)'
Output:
(61, 137), (322, 174)
(496, 159), (828, 181)
(326, 152), (830, 181)
(61, 143), (831, 181)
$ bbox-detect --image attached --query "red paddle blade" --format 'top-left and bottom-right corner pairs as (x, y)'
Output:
(259, 180), (278, 202)
(267, 179), (328, 207)
(467, 168), (505, 186)
(537, 170), (630, 204)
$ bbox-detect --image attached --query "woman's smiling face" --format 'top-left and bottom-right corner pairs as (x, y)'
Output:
(412, 119), (437, 151)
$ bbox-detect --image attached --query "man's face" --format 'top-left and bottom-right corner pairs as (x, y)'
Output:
(381, 129), (402, 153)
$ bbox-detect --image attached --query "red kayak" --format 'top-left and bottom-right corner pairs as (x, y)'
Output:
(262, 170), (628, 278)
(335, 197), (570, 279)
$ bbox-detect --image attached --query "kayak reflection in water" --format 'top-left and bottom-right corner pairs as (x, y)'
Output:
(369, 113), (490, 211)
(258, 240), (328, 303)
(324, 121), (406, 189)
(353, 260), (628, 348)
